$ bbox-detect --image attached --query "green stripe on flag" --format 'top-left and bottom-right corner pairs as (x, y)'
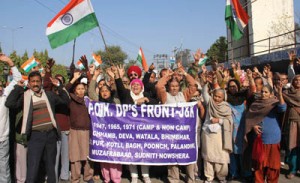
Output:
(225, 4), (243, 40)
(47, 13), (99, 49)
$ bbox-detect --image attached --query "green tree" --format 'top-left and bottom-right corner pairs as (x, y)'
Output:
(206, 36), (228, 63)
(52, 64), (69, 83)
(96, 45), (128, 67)
(124, 59), (137, 71)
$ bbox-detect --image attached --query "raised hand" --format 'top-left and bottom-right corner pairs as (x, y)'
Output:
(223, 69), (230, 80)
(73, 71), (81, 80)
(17, 80), (25, 88)
(79, 55), (88, 70)
(177, 67), (186, 75)
(116, 65), (125, 78)
(237, 62), (241, 71)
(193, 49), (202, 61)
(47, 58), (55, 69)
(288, 50), (296, 61)
(177, 60), (183, 69)
(0, 53), (14, 67)
(201, 65), (207, 73)
(89, 64), (95, 75)
(105, 67), (114, 79)
(149, 63), (155, 71)
(246, 68), (252, 78)
(231, 61), (237, 70)
(50, 77), (60, 87)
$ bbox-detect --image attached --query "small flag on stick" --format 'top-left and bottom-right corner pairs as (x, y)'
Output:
(76, 60), (85, 70)
(91, 53), (102, 67)
(21, 56), (39, 73)
(137, 47), (148, 71)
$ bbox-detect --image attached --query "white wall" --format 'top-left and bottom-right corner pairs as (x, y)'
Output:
(248, 0), (295, 56)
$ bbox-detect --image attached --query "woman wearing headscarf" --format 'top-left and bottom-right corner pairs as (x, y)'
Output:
(245, 84), (286, 183)
(282, 75), (300, 179)
(109, 65), (157, 183)
(156, 67), (200, 183)
(201, 80), (233, 183)
(226, 69), (255, 180)
(88, 68), (122, 183)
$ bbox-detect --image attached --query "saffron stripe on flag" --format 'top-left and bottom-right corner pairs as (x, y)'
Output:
(47, 13), (98, 49)
(46, 0), (94, 35)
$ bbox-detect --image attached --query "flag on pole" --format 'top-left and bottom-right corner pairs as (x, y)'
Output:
(225, 0), (249, 40)
(21, 57), (38, 73)
(76, 60), (85, 70)
(137, 47), (148, 71)
(91, 53), (102, 67)
(198, 55), (208, 66)
(46, 0), (99, 49)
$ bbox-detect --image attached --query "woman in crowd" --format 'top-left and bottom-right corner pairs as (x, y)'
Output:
(66, 71), (94, 183)
(201, 76), (233, 183)
(156, 67), (200, 183)
(245, 84), (286, 183)
(226, 69), (255, 180)
(89, 67), (122, 183)
(283, 75), (300, 179)
(109, 65), (157, 183)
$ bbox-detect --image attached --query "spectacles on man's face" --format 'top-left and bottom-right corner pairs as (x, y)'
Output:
(129, 73), (138, 77)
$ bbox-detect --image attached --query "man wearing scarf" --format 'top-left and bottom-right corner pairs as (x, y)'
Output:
(5, 71), (69, 183)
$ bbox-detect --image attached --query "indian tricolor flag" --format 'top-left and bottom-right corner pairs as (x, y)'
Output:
(21, 57), (38, 73)
(46, 0), (99, 49)
(77, 60), (85, 70)
(91, 53), (102, 67)
(198, 55), (208, 66)
(137, 47), (148, 71)
(225, 0), (249, 40)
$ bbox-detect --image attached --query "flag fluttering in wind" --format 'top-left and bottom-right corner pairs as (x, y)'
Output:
(225, 0), (249, 40)
(21, 56), (39, 73)
(198, 55), (208, 66)
(76, 60), (85, 70)
(137, 47), (148, 71)
(91, 53), (102, 67)
(46, 0), (99, 49)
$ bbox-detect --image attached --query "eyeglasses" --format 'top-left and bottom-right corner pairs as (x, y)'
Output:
(129, 73), (138, 77)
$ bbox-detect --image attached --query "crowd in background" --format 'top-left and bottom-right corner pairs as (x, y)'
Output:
(0, 49), (299, 183)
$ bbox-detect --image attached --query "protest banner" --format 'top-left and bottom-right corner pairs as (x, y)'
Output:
(85, 97), (198, 165)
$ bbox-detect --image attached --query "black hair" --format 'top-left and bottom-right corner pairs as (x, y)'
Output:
(28, 71), (42, 81)
(159, 68), (168, 78)
(227, 79), (241, 91)
(55, 74), (65, 84)
(166, 77), (181, 92)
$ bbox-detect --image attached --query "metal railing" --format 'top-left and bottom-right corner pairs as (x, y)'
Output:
(228, 28), (300, 60)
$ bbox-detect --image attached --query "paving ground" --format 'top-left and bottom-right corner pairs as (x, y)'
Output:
(61, 164), (300, 183)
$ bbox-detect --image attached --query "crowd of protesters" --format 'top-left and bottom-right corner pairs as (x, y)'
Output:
(0, 49), (299, 183)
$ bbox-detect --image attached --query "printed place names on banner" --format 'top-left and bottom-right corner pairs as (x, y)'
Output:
(85, 98), (198, 165)
(93, 123), (191, 141)
(90, 150), (191, 160)
(93, 123), (192, 132)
